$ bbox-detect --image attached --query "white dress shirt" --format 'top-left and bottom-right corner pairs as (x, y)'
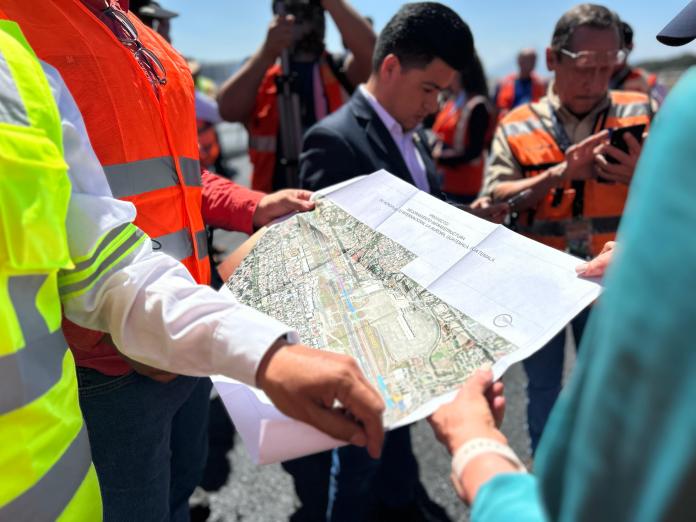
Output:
(44, 61), (295, 386)
(359, 85), (430, 193)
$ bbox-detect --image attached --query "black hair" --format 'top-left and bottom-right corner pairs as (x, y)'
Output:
(621, 20), (634, 48)
(460, 53), (489, 96)
(372, 2), (474, 73)
(551, 4), (620, 52)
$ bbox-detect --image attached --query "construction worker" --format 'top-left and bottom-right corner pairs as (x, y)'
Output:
(482, 4), (653, 452)
(0, 18), (384, 522)
(494, 48), (546, 121)
(611, 20), (668, 106)
(217, 0), (376, 192)
(433, 54), (496, 204)
(0, 1), (376, 518)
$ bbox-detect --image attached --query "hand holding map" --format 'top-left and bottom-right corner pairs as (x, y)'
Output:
(213, 171), (601, 463)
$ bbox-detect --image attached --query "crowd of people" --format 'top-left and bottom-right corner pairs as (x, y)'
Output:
(2, 0), (696, 521)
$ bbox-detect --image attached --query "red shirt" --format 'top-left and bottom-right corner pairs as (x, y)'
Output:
(65, 0), (265, 375)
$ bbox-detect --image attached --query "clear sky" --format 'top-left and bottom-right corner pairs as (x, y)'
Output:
(164, 1), (693, 76)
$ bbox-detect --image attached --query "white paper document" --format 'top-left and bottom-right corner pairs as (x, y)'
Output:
(212, 170), (602, 464)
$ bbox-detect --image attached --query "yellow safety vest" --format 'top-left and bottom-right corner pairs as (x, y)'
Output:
(0, 21), (102, 521)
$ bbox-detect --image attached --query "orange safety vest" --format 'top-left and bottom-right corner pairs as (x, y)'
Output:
(619, 67), (657, 94)
(501, 91), (652, 257)
(432, 96), (494, 197)
(248, 56), (348, 192)
(495, 73), (546, 121)
(1, 0), (210, 285)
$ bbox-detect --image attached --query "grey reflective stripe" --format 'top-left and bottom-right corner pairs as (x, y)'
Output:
(0, 330), (68, 415)
(104, 156), (178, 198)
(1, 275), (69, 415)
(502, 118), (544, 138)
(104, 156), (204, 198)
(8, 274), (48, 339)
(59, 227), (145, 297)
(71, 223), (130, 273)
(0, 425), (93, 521)
(152, 228), (193, 261)
(611, 102), (650, 119)
(180, 157), (202, 187)
(195, 229), (209, 260)
(249, 135), (277, 152)
(0, 50), (29, 126)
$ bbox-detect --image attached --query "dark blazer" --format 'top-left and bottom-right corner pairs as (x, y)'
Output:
(299, 89), (443, 198)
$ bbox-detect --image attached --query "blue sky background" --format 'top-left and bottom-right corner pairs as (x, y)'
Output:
(164, 1), (693, 77)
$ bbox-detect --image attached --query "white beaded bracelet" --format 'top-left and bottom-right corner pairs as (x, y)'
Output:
(450, 438), (527, 498)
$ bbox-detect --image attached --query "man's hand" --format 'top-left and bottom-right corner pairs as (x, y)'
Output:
(467, 196), (509, 224)
(594, 131), (643, 184)
(428, 369), (506, 454)
(563, 130), (610, 181)
(253, 189), (315, 228)
(576, 240), (616, 277)
(256, 340), (386, 458)
(260, 14), (295, 62)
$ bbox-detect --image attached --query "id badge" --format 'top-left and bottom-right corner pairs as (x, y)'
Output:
(565, 219), (593, 259)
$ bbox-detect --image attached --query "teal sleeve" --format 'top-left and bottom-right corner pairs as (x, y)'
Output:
(472, 474), (547, 522)
(533, 67), (696, 522)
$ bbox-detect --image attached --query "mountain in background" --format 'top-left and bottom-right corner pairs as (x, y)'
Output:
(198, 60), (245, 86)
(635, 53), (696, 73)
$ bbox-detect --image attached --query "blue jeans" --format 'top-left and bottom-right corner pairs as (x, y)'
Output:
(523, 307), (590, 452)
(76, 368), (212, 522)
(282, 451), (333, 521)
(328, 425), (419, 521)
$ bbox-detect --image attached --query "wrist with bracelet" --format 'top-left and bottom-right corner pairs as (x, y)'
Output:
(450, 437), (527, 503)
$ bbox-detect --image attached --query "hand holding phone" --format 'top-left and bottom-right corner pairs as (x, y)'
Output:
(605, 124), (646, 164)
(594, 123), (646, 185)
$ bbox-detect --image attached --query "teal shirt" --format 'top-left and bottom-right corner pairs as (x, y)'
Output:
(472, 68), (696, 522)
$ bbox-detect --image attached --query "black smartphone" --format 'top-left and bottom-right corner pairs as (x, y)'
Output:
(605, 123), (646, 164)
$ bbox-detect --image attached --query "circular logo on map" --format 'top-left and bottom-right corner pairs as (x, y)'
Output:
(493, 314), (513, 328)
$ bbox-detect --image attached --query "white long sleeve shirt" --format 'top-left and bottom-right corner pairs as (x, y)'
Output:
(44, 61), (296, 386)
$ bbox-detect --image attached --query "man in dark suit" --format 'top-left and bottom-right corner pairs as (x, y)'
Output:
(294, 3), (475, 521)
(300, 3), (472, 199)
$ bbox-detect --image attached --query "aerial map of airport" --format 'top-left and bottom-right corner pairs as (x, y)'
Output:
(227, 198), (518, 426)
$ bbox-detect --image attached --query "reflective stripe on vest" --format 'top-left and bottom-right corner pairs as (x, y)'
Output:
(502, 92), (651, 255)
(248, 135), (277, 153)
(58, 225), (146, 298)
(0, 276), (68, 415)
(152, 227), (208, 262)
(0, 1), (211, 287)
(0, 22), (100, 519)
(248, 56), (347, 192)
(104, 156), (201, 198)
(0, 48), (28, 126)
(0, 424), (92, 521)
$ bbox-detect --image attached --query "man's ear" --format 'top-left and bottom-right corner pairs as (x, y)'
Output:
(380, 53), (401, 82)
(546, 47), (558, 72)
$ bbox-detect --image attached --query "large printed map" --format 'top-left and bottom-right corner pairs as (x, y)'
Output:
(227, 197), (518, 426)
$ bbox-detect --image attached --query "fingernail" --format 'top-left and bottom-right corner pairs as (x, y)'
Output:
(350, 433), (367, 447)
(576, 263), (588, 275)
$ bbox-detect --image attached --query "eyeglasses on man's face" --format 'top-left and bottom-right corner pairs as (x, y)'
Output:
(558, 48), (627, 69)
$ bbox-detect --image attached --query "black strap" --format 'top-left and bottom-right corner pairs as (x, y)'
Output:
(546, 102), (572, 153)
(516, 216), (622, 236)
